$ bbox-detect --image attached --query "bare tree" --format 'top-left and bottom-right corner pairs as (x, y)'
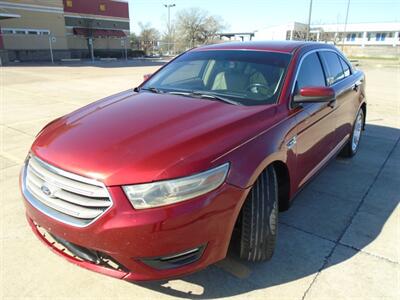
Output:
(138, 22), (160, 55)
(175, 8), (225, 49)
(160, 23), (176, 55)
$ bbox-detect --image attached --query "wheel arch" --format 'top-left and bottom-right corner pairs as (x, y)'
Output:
(270, 161), (291, 211)
(237, 159), (291, 212)
(229, 160), (291, 258)
(360, 102), (367, 130)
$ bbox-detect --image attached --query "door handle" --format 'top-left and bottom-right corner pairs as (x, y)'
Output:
(328, 99), (337, 108)
(353, 80), (362, 92)
(287, 136), (297, 149)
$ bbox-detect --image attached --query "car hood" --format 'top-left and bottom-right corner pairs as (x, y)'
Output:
(32, 90), (277, 186)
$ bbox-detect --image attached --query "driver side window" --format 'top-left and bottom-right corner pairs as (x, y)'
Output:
(296, 52), (326, 90)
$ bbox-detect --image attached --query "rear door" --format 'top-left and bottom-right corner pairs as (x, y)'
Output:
(293, 52), (337, 188)
(319, 51), (361, 146)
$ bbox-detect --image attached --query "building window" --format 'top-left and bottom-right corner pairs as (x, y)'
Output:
(376, 32), (386, 41)
(99, 3), (106, 11)
(346, 33), (356, 41)
(66, 0), (73, 8)
(1, 28), (50, 35)
(1, 29), (13, 34)
(367, 32), (381, 41)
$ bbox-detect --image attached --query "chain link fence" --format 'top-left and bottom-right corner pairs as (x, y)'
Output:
(130, 38), (226, 57)
(0, 34), (147, 64)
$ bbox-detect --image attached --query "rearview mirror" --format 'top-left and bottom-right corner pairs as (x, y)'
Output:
(293, 86), (335, 103)
(143, 73), (152, 81)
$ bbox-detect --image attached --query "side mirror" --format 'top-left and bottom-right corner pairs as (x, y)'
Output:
(143, 73), (152, 82)
(293, 86), (335, 103)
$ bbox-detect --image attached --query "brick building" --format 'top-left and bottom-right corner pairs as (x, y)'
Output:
(0, 0), (130, 63)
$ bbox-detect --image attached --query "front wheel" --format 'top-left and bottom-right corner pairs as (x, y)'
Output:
(340, 108), (365, 157)
(238, 165), (278, 262)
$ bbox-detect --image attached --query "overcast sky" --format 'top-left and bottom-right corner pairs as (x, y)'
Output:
(128, 0), (400, 34)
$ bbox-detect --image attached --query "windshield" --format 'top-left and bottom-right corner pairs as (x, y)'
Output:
(141, 50), (292, 106)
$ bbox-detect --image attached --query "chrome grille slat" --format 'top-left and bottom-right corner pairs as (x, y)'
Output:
(27, 183), (102, 219)
(27, 172), (110, 208)
(55, 190), (111, 208)
(26, 169), (44, 187)
(29, 158), (107, 198)
(22, 155), (113, 227)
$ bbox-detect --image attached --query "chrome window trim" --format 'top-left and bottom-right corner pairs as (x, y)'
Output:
(21, 155), (114, 228)
(289, 48), (352, 109)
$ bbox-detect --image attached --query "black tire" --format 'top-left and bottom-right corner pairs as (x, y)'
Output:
(340, 108), (365, 158)
(239, 165), (278, 262)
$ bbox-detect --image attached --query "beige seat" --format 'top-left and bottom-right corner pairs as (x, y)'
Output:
(211, 69), (248, 92)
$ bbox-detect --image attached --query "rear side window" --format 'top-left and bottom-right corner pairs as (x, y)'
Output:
(296, 52), (326, 90)
(319, 52), (345, 85)
(339, 56), (351, 77)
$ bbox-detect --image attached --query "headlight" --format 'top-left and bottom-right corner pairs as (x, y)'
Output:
(123, 163), (229, 209)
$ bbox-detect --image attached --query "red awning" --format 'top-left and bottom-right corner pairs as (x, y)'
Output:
(73, 28), (126, 37)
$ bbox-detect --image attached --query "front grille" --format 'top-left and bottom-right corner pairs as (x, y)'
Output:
(22, 155), (112, 227)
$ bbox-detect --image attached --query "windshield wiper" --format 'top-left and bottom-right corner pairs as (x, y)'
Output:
(137, 87), (163, 94)
(167, 90), (241, 105)
(191, 91), (241, 105)
(167, 91), (191, 96)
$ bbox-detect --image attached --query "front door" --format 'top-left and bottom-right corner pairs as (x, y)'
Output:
(293, 52), (337, 188)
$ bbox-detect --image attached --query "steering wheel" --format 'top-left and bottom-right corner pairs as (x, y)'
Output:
(246, 83), (270, 94)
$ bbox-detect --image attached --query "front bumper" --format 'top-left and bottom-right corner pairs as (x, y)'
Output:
(21, 174), (250, 281)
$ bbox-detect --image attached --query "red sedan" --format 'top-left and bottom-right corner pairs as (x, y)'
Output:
(20, 41), (366, 281)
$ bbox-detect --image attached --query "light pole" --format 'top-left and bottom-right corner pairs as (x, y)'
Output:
(306, 0), (313, 41)
(164, 3), (176, 55)
(342, 0), (351, 50)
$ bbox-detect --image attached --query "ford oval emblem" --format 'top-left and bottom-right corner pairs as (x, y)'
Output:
(41, 183), (57, 198)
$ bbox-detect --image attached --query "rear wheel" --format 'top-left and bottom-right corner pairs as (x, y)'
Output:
(238, 165), (278, 262)
(340, 108), (365, 157)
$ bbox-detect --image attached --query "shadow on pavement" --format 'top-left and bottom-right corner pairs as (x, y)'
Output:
(135, 124), (399, 299)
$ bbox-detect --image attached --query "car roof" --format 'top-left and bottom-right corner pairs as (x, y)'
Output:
(192, 41), (336, 54)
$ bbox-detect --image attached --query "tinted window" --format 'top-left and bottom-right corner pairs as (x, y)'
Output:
(319, 52), (345, 85)
(143, 50), (291, 106)
(296, 52), (326, 90)
(339, 56), (351, 77)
